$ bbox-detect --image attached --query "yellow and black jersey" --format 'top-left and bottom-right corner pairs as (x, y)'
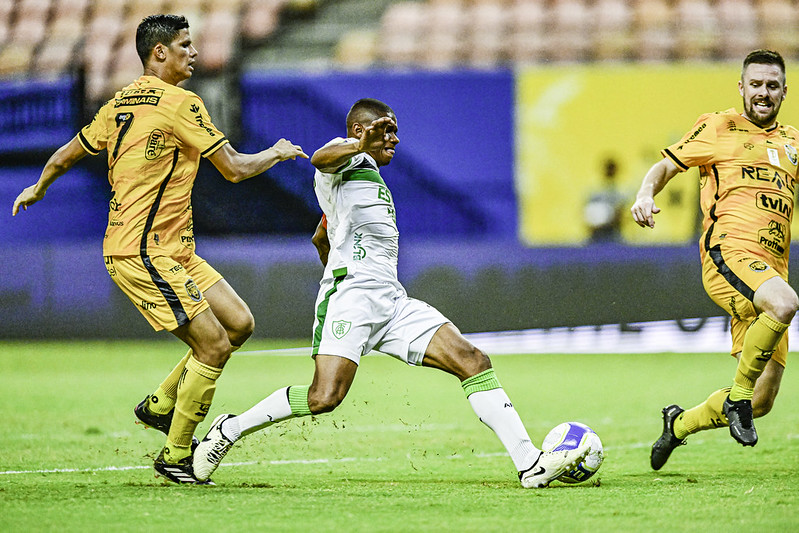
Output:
(663, 108), (799, 275)
(78, 75), (229, 258)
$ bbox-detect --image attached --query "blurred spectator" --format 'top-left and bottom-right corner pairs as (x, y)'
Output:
(583, 157), (628, 242)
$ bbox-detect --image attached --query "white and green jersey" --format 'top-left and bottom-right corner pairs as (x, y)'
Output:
(314, 137), (399, 285)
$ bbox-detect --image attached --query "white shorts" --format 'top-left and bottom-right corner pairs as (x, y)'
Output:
(311, 275), (449, 366)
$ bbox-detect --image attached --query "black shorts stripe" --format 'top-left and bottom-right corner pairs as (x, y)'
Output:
(139, 148), (189, 327)
(201, 137), (228, 157)
(708, 244), (756, 302)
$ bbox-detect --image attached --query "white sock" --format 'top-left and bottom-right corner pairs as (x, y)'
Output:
(468, 388), (539, 471)
(228, 386), (294, 439)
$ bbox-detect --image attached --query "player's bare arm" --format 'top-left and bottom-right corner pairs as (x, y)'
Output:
(208, 138), (308, 184)
(631, 157), (680, 229)
(12, 135), (89, 216)
(311, 218), (330, 266)
(310, 116), (397, 171)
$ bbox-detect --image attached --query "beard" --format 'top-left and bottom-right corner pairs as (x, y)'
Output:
(743, 97), (781, 128)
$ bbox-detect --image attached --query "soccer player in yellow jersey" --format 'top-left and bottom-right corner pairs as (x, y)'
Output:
(631, 50), (799, 469)
(11, 14), (308, 484)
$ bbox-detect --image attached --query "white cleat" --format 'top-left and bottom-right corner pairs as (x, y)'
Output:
(518, 444), (591, 489)
(193, 414), (236, 482)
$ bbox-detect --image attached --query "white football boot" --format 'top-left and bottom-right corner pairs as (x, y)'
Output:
(518, 443), (591, 488)
(193, 414), (237, 482)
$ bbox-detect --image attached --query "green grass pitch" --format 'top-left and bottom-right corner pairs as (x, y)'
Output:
(2, 339), (798, 532)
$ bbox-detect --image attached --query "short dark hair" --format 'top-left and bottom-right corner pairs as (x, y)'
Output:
(135, 14), (189, 66)
(346, 98), (395, 131)
(742, 49), (786, 82)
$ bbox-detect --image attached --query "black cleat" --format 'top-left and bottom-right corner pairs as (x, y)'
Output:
(135, 396), (200, 450)
(153, 448), (214, 485)
(134, 396), (173, 434)
(723, 396), (757, 446)
(651, 404), (686, 470)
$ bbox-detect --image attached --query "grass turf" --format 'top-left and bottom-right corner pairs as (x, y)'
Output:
(1, 339), (798, 532)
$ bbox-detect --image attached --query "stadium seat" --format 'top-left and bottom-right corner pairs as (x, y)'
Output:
(241, 0), (286, 42)
(633, 0), (675, 61)
(334, 28), (379, 70)
(546, 0), (593, 62)
(379, 2), (426, 66)
(0, 43), (36, 77)
(507, 0), (548, 64)
(593, 0), (635, 61)
(715, 0), (759, 60)
(755, 0), (799, 58)
(467, 0), (511, 67)
(33, 38), (79, 75)
(673, 0), (720, 60)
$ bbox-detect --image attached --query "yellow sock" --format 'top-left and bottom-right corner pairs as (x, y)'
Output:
(148, 350), (192, 415)
(166, 356), (222, 458)
(673, 388), (730, 438)
(729, 313), (788, 401)
(163, 441), (192, 463)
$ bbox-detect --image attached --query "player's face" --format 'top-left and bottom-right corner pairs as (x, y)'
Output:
(739, 63), (787, 129)
(369, 113), (399, 167)
(163, 29), (197, 83)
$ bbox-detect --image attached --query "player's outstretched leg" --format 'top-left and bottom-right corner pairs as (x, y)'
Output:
(650, 404), (686, 470)
(194, 385), (311, 481)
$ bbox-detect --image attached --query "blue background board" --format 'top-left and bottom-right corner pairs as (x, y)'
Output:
(239, 69), (518, 239)
(0, 76), (79, 154)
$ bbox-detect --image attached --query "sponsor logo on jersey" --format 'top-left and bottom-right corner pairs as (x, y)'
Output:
(784, 144), (798, 165)
(748, 260), (770, 272)
(140, 300), (157, 310)
(109, 192), (121, 212)
(145, 129), (166, 160)
(755, 191), (792, 219)
(727, 120), (749, 132)
(185, 279), (202, 302)
(190, 103), (216, 136)
(740, 166), (795, 193)
(109, 218), (124, 226)
(353, 232), (366, 260)
(114, 88), (164, 107)
(744, 142), (754, 150)
(377, 185), (392, 204)
(331, 320), (351, 339)
(758, 220), (787, 256)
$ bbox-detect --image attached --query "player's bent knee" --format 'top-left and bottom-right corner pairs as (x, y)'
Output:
(307, 390), (344, 414)
(230, 310), (255, 345)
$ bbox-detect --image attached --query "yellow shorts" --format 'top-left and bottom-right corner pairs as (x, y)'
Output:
(702, 244), (787, 367)
(104, 253), (223, 332)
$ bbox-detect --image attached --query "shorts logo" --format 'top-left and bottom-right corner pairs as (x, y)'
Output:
(748, 260), (770, 272)
(185, 279), (202, 302)
(785, 144), (798, 165)
(331, 320), (351, 339)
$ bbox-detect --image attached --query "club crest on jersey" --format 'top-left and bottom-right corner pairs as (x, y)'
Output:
(748, 260), (770, 272)
(331, 320), (351, 339)
(784, 144), (798, 166)
(185, 279), (202, 302)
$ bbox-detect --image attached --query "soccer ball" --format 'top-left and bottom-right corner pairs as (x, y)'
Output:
(541, 422), (604, 484)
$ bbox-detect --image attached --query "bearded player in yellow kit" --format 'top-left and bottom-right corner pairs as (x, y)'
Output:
(631, 50), (799, 469)
(12, 14), (308, 484)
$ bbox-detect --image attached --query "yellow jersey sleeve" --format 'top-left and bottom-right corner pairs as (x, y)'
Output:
(661, 111), (721, 171)
(174, 93), (229, 158)
(78, 102), (111, 155)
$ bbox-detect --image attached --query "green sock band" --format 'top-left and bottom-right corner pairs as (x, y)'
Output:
(288, 385), (312, 416)
(461, 368), (501, 398)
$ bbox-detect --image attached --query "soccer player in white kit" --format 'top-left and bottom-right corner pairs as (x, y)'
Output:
(194, 98), (589, 488)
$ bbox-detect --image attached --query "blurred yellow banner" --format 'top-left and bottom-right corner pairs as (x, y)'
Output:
(515, 64), (799, 245)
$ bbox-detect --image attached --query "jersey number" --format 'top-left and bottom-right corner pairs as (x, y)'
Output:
(112, 112), (134, 161)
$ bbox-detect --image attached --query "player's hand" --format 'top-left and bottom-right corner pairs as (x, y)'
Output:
(12, 185), (44, 216)
(630, 196), (660, 228)
(271, 138), (309, 161)
(358, 117), (396, 152)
